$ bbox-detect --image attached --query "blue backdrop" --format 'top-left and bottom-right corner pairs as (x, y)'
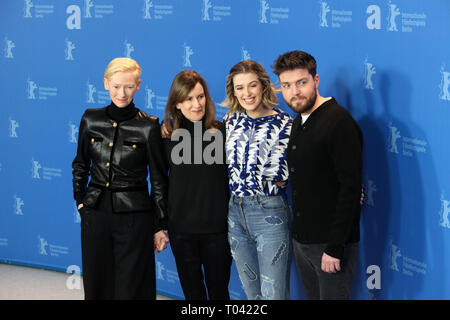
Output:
(1, 0), (449, 300)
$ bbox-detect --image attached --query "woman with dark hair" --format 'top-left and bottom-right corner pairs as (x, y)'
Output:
(162, 70), (232, 300)
(222, 60), (293, 300)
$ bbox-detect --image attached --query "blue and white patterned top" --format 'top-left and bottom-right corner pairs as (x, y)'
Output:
(224, 109), (293, 197)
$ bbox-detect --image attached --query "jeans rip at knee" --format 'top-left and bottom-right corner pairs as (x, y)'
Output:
(261, 275), (275, 299)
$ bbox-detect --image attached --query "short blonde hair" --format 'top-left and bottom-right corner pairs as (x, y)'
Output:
(104, 57), (142, 82)
(221, 60), (277, 114)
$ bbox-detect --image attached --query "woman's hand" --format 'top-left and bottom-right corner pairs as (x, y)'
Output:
(160, 123), (169, 138)
(154, 230), (169, 253)
(77, 203), (84, 210)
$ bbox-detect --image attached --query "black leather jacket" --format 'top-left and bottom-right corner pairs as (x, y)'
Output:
(72, 107), (168, 221)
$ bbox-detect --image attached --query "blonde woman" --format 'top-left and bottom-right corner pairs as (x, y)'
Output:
(72, 57), (169, 299)
(222, 60), (293, 300)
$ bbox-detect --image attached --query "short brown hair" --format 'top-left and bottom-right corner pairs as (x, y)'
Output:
(272, 51), (317, 78)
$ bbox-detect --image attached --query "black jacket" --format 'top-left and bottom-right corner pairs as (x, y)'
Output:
(287, 98), (363, 259)
(72, 106), (168, 222)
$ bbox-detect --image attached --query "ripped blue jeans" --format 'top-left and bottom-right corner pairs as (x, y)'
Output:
(228, 194), (292, 300)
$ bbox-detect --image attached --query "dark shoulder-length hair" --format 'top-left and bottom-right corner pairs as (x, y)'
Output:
(164, 70), (219, 137)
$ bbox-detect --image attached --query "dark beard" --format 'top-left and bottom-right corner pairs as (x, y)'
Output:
(287, 89), (317, 114)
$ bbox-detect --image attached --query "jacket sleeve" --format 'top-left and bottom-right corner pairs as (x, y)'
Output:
(72, 112), (91, 206)
(147, 119), (169, 232)
(324, 116), (363, 259)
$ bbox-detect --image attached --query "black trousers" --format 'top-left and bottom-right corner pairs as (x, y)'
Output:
(170, 232), (232, 300)
(80, 192), (156, 300)
(292, 239), (358, 300)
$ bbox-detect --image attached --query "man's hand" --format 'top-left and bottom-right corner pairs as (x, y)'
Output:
(321, 252), (341, 273)
(154, 230), (169, 253)
(77, 203), (84, 210)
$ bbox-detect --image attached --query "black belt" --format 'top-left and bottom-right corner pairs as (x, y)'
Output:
(89, 182), (148, 193)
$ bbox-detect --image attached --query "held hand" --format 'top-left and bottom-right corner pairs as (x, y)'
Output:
(274, 181), (287, 187)
(160, 123), (169, 138)
(77, 203), (84, 210)
(154, 230), (169, 253)
(321, 252), (341, 273)
(157, 232), (169, 253)
(360, 187), (365, 205)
